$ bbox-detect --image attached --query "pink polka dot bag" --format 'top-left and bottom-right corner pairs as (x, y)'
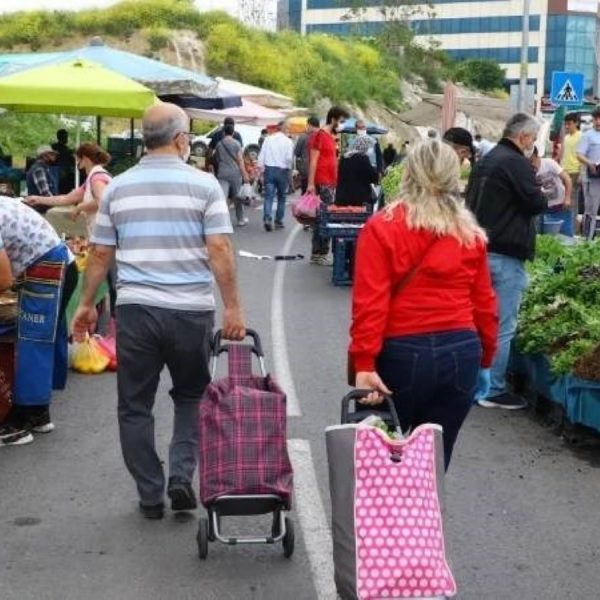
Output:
(326, 397), (457, 599)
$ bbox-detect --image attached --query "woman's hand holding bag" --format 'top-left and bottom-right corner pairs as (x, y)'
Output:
(354, 371), (392, 406)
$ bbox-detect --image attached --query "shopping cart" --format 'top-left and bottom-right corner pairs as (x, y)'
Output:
(197, 329), (294, 560)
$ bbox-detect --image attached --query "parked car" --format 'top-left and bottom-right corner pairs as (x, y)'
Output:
(192, 124), (264, 158)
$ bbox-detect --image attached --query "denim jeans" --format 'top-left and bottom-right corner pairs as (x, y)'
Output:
(488, 252), (528, 398)
(263, 166), (289, 224)
(375, 329), (482, 470)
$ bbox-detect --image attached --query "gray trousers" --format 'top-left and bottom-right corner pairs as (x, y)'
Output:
(116, 304), (213, 505)
(582, 176), (600, 240)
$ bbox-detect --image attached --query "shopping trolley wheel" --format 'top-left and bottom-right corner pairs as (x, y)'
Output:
(197, 518), (209, 560)
(282, 517), (294, 558)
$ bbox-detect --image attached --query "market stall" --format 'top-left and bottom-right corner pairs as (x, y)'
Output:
(0, 58), (156, 343)
(511, 234), (600, 433)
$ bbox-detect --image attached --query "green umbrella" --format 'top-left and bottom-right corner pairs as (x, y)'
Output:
(0, 59), (157, 118)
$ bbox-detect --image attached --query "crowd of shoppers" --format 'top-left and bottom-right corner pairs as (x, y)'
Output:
(2, 100), (584, 517)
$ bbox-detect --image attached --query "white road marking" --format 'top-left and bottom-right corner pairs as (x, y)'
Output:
(272, 223), (303, 416)
(288, 439), (336, 600)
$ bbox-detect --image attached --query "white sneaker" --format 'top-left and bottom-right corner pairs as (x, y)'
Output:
(311, 255), (333, 266)
(237, 218), (249, 227)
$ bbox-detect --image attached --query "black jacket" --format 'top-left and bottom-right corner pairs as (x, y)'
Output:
(466, 138), (546, 261)
(335, 154), (379, 206)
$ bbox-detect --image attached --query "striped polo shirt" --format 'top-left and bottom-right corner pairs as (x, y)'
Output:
(91, 154), (233, 311)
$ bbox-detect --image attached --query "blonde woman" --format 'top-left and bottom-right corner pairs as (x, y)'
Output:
(348, 140), (498, 469)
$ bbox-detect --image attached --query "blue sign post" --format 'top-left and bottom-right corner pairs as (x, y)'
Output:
(551, 71), (584, 107)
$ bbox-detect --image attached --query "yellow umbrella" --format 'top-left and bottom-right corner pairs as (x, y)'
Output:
(0, 59), (157, 118)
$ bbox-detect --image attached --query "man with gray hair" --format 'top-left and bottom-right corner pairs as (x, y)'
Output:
(72, 102), (246, 519)
(467, 113), (546, 410)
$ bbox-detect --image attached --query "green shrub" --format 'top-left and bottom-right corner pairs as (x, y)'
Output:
(145, 26), (170, 52)
(0, 1), (403, 108)
(453, 59), (505, 91)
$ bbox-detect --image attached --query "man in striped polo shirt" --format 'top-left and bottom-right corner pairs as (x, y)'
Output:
(72, 103), (245, 520)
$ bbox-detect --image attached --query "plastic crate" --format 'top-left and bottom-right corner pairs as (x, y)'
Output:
(318, 208), (370, 237)
(331, 238), (356, 286)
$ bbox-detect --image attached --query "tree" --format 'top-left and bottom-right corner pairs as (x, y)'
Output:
(453, 59), (505, 91)
(340, 0), (435, 54)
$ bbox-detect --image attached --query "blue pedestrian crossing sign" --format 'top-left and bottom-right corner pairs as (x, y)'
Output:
(551, 71), (584, 106)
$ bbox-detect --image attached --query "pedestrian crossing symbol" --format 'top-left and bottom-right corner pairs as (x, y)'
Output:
(556, 80), (577, 102)
(551, 71), (584, 107)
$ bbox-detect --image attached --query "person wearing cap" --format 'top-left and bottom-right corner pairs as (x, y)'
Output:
(466, 113), (546, 410)
(443, 127), (476, 163)
(257, 121), (294, 231)
(26, 145), (59, 204)
(576, 106), (600, 239)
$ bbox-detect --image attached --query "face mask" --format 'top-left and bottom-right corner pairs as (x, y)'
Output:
(357, 129), (367, 136)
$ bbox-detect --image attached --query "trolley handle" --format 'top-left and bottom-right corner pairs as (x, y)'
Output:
(211, 328), (264, 358)
(210, 328), (267, 378)
(341, 389), (402, 433)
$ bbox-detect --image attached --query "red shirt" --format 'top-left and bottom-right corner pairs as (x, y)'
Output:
(308, 129), (338, 186)
(350, 205), (498, 372)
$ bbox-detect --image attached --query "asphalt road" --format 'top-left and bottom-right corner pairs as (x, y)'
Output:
(1, 201), (599, 600)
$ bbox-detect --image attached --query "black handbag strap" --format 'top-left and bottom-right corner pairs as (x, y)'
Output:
(218, 138), (242, 171)
(391, 235), (439, 299)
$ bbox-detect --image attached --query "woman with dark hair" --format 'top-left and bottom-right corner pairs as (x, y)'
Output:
(27, 142), (112, 235)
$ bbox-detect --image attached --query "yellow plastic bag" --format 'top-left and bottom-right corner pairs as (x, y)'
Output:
(71, 334), (110, 374)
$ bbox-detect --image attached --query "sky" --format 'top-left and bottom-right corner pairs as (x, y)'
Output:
(0, 0), (239, 14)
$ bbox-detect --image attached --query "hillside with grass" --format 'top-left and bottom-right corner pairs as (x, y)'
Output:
(0, 0), (506, 158)
(0, 0), (478, 109)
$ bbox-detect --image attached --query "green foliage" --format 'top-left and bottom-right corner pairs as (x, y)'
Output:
(517, 236), (600, 376)
(205, 24), (402, 108)
(145, 26), (170, 52)
(0, 113), (90, 163)
(452, 59), (505, 91)
(381, 162), (404, 200)
(0, 1), (403, 109)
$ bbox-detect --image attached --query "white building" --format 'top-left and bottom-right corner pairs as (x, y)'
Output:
(280, 0), (600, 95)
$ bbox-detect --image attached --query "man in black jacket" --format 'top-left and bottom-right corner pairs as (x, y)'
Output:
(467, 113), (546, 410)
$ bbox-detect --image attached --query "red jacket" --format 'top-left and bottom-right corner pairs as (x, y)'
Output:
(350, 205), (498, 372)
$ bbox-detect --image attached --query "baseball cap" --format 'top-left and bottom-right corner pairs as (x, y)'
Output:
(442, 127), (476, 156)
(37, 145), (58, 157)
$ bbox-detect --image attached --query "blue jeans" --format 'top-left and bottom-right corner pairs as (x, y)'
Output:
(263, 166), (289, 224)
(488, 253), (528, 398)
(375, 329), (482, 470)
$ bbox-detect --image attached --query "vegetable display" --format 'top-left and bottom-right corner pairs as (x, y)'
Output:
(516, 235), (600, 380)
